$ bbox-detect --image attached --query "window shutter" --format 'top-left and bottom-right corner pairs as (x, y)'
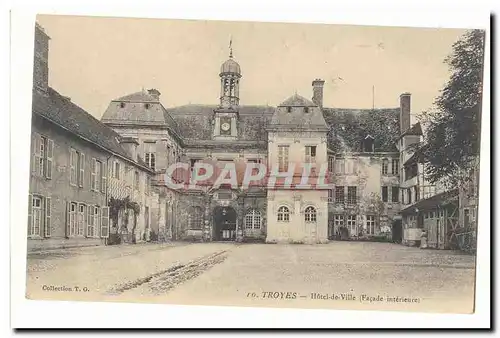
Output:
(27, 194), (33, 236)
(101, 206), (110, 238)
(101, 162), (107, 193)
(33, 134), (41, 175)
(44, 197), (51, 237)
(91, 158), (97, 191)
(79, 153), (85, 187)
(69, 149), (76, 185)
(46, 139), (54, 179)
(87, 205), (93, 237)
(66, 201), (71, 238)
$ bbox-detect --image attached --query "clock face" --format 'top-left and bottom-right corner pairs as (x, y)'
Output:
(221, 122), (231, 131)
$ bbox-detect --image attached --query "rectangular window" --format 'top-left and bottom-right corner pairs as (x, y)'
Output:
(334, 215), (344, 228)
(335, 186), (345, 204)
(32, 134), (53, 179)
(382, 159), (389, 175)
(414, 186), (420, 202)
(101, 161), (106, 193)
(328, 189), (334, 203)
(347, 215), (357, 235)
(278, 145), (289, 172)
(366, 215), (376, 235)
(392, 187), (399, 202)
(345, 159), (357, 175)
(382, 186), (388, 202)
(68, 202), (77, 237)
(70, 148), (78, 185)
(135, 171), (140, 190)
(29, 196), (42, 237)
(144, 142), (156, 171)
(77, 203), (86, 236)
(305, 146), (317, 163)
(87, 205), (99, 238)
(335, 158), (345, 174)
(113, 161), (121, 179)
(391, 159), (399, 175)
(328, 157), (335, 173)
(347, 186), (357, 205)
(408, 188), (412, 204)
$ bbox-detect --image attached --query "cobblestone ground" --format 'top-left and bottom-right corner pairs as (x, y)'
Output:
(26, 241), (476, 314)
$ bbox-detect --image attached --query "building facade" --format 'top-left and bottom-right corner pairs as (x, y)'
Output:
(101, 42), (416, 244)
(28, 24), (156, 251)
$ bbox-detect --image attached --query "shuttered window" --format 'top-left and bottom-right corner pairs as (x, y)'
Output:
(101, 206), (110, 238)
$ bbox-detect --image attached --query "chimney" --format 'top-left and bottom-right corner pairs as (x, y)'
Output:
(312, 79), (325, 108)
(119, 137), (139, 161)
(33, 23), (50, 94)
(400, 92), (411, 134)
(147, 88), (161, 101)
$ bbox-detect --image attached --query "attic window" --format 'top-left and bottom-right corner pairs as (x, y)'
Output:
(144, 103), (150, 109)
(363, 135), (375, 152)
(286, 106), (292, 113)
(304, 107), (309, 114)
(120, 102), (126, 108)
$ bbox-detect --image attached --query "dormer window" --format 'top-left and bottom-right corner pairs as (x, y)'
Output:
(363, 135), (375, 152)
(286, 106), (292, 113)
(304, 107), (309, 114)
(144, 103), (150, 109)
(119, 102), (126, 108)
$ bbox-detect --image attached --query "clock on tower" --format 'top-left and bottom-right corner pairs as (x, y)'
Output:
(220, 117), (232, 135)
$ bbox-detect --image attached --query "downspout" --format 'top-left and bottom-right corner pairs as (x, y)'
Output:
(105, 153), (113, 246)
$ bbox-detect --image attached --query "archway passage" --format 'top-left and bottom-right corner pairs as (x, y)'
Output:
(214, 206), (237, 241)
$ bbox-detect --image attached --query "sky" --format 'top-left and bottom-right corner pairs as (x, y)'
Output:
(37, 15), (468, 120)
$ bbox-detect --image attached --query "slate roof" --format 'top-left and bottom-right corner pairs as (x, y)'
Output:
(115, 91), (159, 103)
(270, 95), (328, 130)
(168, 104), (274, 141)
(167, 102), (400, 152)
(323, 107), (400, 153)
(101, 90), (182, 138)
(401, 122), (423, 137)
(278, 93), (317, 107)
(32, 87), (152, 171)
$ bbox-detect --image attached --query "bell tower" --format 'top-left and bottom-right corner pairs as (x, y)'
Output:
(213, 38), (241, 140)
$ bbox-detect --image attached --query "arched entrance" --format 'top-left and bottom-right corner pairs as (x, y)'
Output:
(213, 206), (237, 241)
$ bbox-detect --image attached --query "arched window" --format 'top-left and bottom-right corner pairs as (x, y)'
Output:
(304, 206), (317, 222)
(245, 209), (261, 229)
(188, 206), (203, 229)
(277, 206), (290, 222)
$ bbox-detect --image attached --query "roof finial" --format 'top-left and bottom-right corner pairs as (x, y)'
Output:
(229, 36), (233, 58)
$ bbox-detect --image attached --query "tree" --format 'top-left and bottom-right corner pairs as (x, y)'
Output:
(418, 30), (485, 187)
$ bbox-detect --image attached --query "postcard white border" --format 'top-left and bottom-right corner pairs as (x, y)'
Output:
(7, 0), (492, 330)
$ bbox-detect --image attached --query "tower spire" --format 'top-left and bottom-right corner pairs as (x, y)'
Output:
(229, 36), (233, 58)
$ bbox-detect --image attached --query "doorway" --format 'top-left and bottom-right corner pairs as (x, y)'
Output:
(392, 219), (403, 243)
(213, 206), (237, 241)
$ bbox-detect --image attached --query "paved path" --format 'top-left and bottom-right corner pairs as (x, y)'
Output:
(26, 242), (476, 313)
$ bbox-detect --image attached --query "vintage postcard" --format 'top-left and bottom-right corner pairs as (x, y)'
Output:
(21, 13), (486, 319)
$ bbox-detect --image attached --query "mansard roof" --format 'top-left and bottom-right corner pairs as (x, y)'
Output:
(101, 90), (181, 138)
(32, 87), (153, 172)
(323, 107), (400, 153)
(168, 104), (274, 141)
(278, 93), (317, 107)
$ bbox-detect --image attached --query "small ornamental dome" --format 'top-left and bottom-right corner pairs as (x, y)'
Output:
(220, 58), (241, 75)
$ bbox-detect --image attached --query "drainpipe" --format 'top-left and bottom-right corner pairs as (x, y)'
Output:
(105, 153), (113, 246)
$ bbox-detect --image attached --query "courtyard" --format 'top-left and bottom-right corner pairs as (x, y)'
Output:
(26, 241), (476, 314)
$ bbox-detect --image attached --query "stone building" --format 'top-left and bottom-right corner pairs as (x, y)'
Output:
(28, 24), (156, 251)
(102, 43), (416, 244)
